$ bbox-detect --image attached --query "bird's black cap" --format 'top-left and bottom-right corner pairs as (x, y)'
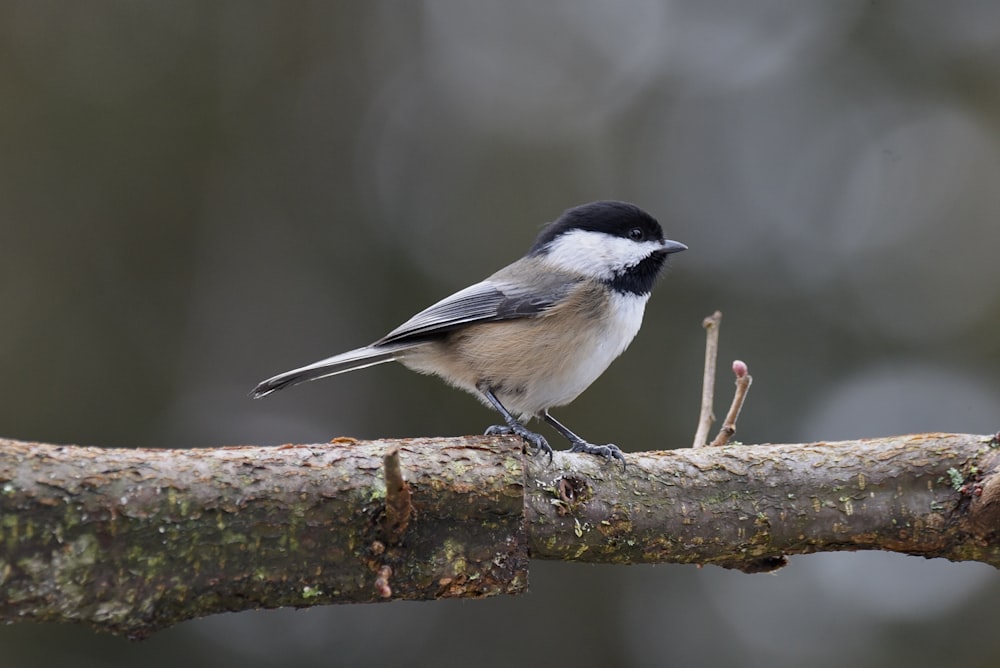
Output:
(529, 200), (664, 255)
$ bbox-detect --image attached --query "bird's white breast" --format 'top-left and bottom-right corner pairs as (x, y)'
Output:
(511, 291), (648, 416)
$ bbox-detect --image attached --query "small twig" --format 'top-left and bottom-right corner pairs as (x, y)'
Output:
(693, 311), (722, 447)
(709, 361), (753, 446)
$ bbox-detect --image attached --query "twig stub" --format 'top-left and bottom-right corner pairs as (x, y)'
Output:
(383, 447), (412, 543)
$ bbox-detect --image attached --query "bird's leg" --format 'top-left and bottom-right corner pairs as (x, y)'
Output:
(543, 411), (626, 470)
(479, 386), (553, 463)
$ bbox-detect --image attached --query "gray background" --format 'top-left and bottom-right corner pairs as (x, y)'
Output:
(2, 2), (1000, 666)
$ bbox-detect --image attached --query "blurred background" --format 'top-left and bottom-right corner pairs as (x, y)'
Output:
(2, 2), (1000, 666)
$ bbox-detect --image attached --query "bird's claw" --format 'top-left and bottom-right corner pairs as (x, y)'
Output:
(485, 424), (625, 470)
(568, 441), (627, 471)
(485, 424), (554, 463)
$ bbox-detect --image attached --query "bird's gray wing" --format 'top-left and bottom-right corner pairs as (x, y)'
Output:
(252, 273), (582, 398)
(375, 276), (579, 346)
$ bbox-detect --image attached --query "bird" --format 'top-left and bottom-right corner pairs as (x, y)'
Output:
(252, 200), (687, 467)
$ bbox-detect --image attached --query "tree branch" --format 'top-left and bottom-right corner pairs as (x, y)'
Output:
(1, 432), (998, 637)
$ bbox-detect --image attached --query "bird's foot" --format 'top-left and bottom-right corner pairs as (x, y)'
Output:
(485, 424), (554, 463)
(540, 411), (627, 471)
(567, 440), (627, 471)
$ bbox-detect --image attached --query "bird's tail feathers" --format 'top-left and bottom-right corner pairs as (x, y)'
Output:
(251, 341), (422, 398)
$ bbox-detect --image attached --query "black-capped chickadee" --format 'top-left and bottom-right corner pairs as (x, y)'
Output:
(252, 201), (687, 466)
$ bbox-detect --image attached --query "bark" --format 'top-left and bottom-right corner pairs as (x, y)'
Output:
(1, 432), (998, 638)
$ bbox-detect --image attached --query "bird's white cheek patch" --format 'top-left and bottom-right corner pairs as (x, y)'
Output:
(544, 230), (663, 279)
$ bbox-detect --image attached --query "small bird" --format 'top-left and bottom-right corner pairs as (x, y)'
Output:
(252, 201), (687, 466)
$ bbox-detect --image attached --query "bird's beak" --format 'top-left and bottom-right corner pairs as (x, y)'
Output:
(661, 239), (688, 254)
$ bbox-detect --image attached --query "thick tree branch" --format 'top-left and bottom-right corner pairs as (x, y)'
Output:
(1, 432), (999, 637)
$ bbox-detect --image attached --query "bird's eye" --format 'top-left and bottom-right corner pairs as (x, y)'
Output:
(627, 227), (644, 241)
